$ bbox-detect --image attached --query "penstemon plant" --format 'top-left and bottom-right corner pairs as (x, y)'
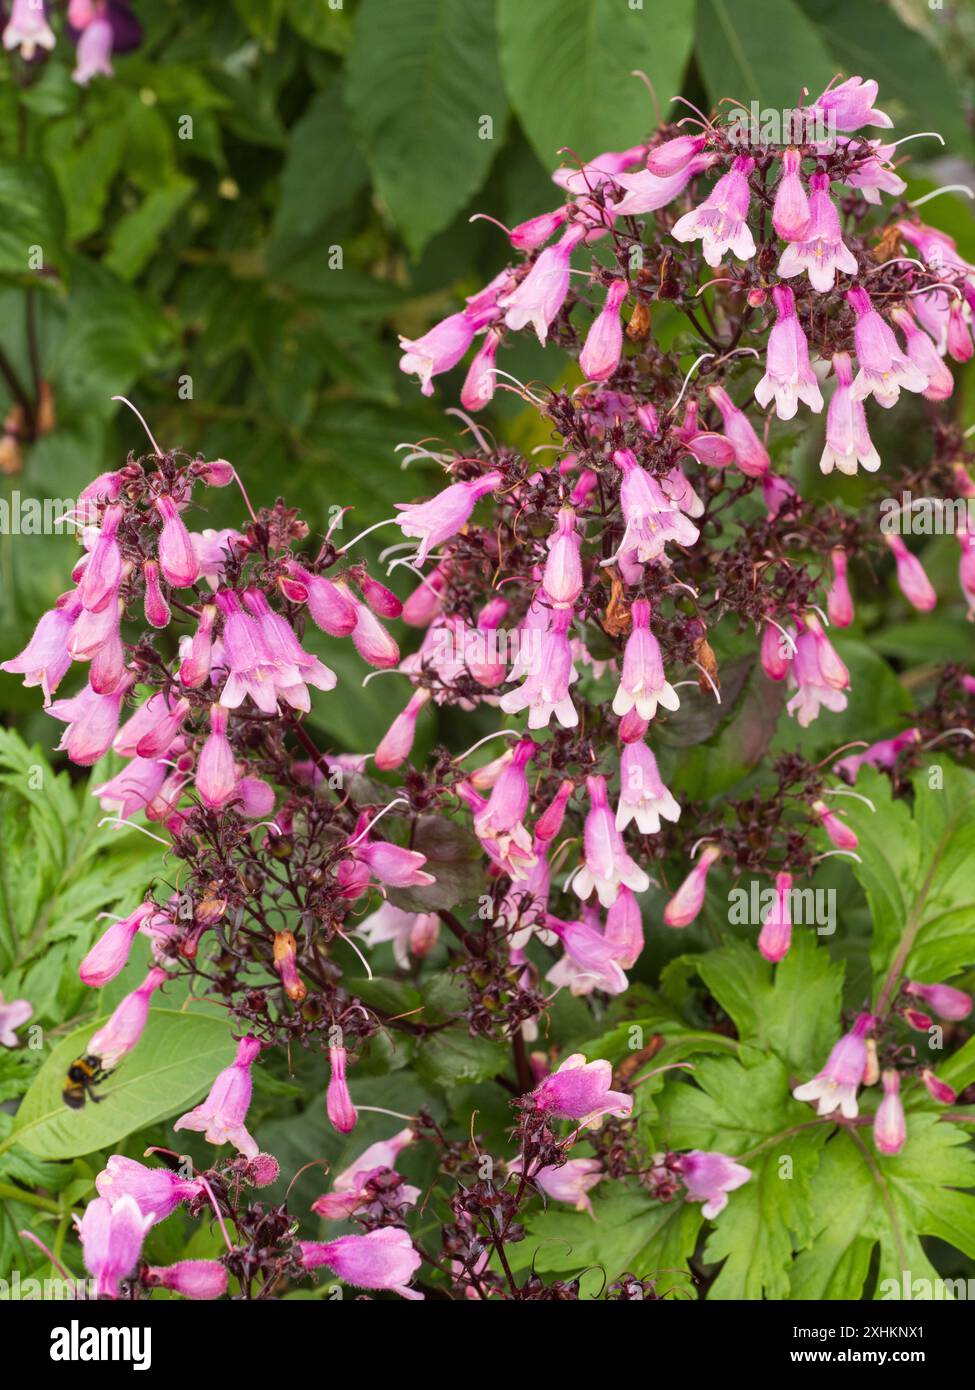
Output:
(4, 72), (975, 1304)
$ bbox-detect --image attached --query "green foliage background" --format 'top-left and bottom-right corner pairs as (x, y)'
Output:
(0, 0), (974, 1300)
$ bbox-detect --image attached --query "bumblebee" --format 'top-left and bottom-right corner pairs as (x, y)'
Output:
(63, 1054), (109, 1109)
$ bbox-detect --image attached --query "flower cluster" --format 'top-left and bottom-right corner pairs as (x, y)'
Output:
(2, 0), (142, 84)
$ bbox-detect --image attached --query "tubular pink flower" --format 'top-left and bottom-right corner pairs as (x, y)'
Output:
(760, 620), (793, 681)
(374, 688), (431, 770)
(178, 604), (216, 687)
(883, 533), (936, 612)
(174, 1035), (262, 1158)
(793, 1011), (875, 1118)
(664, 844), (720, 928)
(772, 148), (811, 241)
(460, 327), (501, 411)
(530, 1052), (632, 1125)
(144, 1260), (228, 1300)
(326, 1044), (358, 1134)
(680, 1150), (751, 1218)
(786, 613), (850, 728)
(646, 133), (707, 178)
(0, 992), (32, 1047)
(395, 471), (503, 565)
(904, 980), (972, 1021)
(542, 507), (583, 608)
(707, 385), (769, 477)
(88, 966), (168, 1069)
(827, 547), (854, 627)
(580, 279), (628, 381)
(95, 1155), (205, 1223)
(671, 156), (756, 268)
(299, 1228), (423, 1300)
(547, 913), (628, 995)
(359, 903), (440, 968)
(511, 1155), (603, 1215)
(806, 76), (892, 132)
(920, 1068), (957, 1105)
(93, 754), (170, 820)
(758, 871), (793, 963)
(48, 676), (132, 766)
(499, 606), (578, 730)
(74, 1195), (152, 1299)
(610, 448), (699, 563)
(509, 206), (570, 250)
(836, 727), (921, 781)
(610, 153), (716, 217)
(611, 599), (679, 722)
(154, 495), (200, 588)
(142, 560), (170, 629)
(777, 173), (858, 293)
(811, 799), (858, 851)
(820, 351), (879, 474)
(399, 311), (477, 396)
(754, 285), (823, 420)
(552, 145), (645, 194)
(73, 14), (115, 83)
(196, 702), (238, 809)
(285, 563), (358, 637)
(80, 903), (155, 987)
(573, 774), (650, 909)
(616, 740), (680, 834)
(1, 592), (81, 702)
(848, 287), (928, 407)
(3, 0), (55, 57)
(353, 833), (435, 889)
(604, 884), (644, 970)
(889, 306), (954, 402)
(841, 139), (905, 204)
(79, 504), (123, 613)
(243, 588), (337, 705)
(873, 1070), (906, 1156)
(499, 224), (586, 344)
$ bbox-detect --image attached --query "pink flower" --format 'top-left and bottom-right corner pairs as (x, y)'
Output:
(395, 471), (503, 565)
(508, 206), (570, 250)
(552, 145), (645, 194)
(48, 676), (132, 766)
(757, 872), (793, 963)
(883, 533), (936, 612)
(616, 740), (680, 834)
(460, 328), (501, 411)
(472, 738), (538, 878)
(887, 303), (957, 397)
(671, 156), (756, 268)
(242, 588), (336, 707)
(777, 173), (858, 293)
(812, 799), (858, 851)
(1, 592), (81, 702)
(80, 903), (154, 987)
(819, 351), (880, 475)
(285, 563), (357, 637)
(546, 913), (629, 995)
(772, 148), (811, 241)
(826, 547), (854, 627)
(79, 503), (123, 613)
(3, 0), (55, 58)
(177, 603), (217, 687)
(835, 727), (920, 781)
(754, 286), (823, 420)
(785, 613), (850, 728)
(95, 1156), (205, 1223)
(74, 1195), (152, 1299)
(873, 1070), (906, 1156)
(605, 884), (644, 969)
(374, 688), (432, 770)
(580, 279), (628, 381)
(358, 900), (442, 967)
(341, 584), (400, 669)
(499, 224), (586, 343)
(609, 448), (699, 563)
(530, 1052), (632, 1125)
(807, 76), (892, 132)
(609, 153), (716, 216)
(921, 1068), (957, 1105)
(848, 288), (927, 408)
(399, 311), (477, 396)
(73, 14), (115, 83)
(499, 605), (578, 730)
(348, 815), (435, 889)
(760, 620), (793, 681)
(312, 1128), (417, 1219)
(679, 1150), (751, 1218)
(196, 703), (239, 809)
(947, 301), (973, 363)
(144, 1260), (228, 1300)
(142, 559), (170, 628)
(706, 385), (769, 477)
(904, 980), (972, 1021)
(299, 1228), (423, 1300)
(646, 134), (707, 177)
(326, 1044), (358, 1134)
(0, 992), (32, 1047)
(611, 599), (679, 722)
(512, 1156), (603, 1215)
(573, 774), (650, 909)
(793, 1011), (875, 1118)
(154, 496), (200, 587)
(664, 844), (720, 928)
(542, 506), (583, 608)
(841, 139), (905, 205)
(174, 1035), (262, 1158)
(88, 967), (168, 1068)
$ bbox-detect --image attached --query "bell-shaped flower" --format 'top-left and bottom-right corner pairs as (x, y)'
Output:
(785, 613), (850, 727)
(174, 1035), (262, 1158)
(1, 592), (81, 702)
(793, 1011), (875, 1118)
(848, 287), (927, 407)
(706, 385), (769, 477)
(754, 285), (823, 420)
(889, 306), (954, 403)
(530, 1052), (632, 1125)
(772, 148), (811, 241)
(74, 1195), (153, 1299)
(664, 844), (720, 928)
(616, 740), (680, 834)
(80, 903), (155, 987)
(326, 1044), (357, 1134)
(95, 1155), (205, 1223)
(573, 774), (650, 909)
(499, 224), (586, 344)
(611, 599), (679, 722)
(398, 311), (477, 396)
(819, 351), (880, 474)
(395, 471), (503, 565)
(883, 533), (936, 612)
(499, 606), (578, 730)
(873, 1070), (906, 1156)
(580, 279), (628, 381)
(826, 547), (854, 627)
(48, 675), (132, 766)
(777, 173), (858, 293)
(671, 156), (756, 267)
(299, 1228), (423, 1300)
(678, 1150), (751, 1218)
(88, 966), (168, 1069)
(757, 871), (793, 963)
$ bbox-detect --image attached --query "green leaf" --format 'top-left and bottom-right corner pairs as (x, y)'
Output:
(233, 0), (285, 46)
(842, 763), (975, 988)
(791, 1117), (975, 1299)
(695, 0), (836, 113)
(346, 0), (509, 254)
(0, 160), (66, 280)
(386, 816), (484, 914)
(6, 1009), (237, 1161)
(415, 1030), (507, 1088)
(498, 0), (694, 167)
(104, 177), (196, 281)
(660, 1054), (829, 1298)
